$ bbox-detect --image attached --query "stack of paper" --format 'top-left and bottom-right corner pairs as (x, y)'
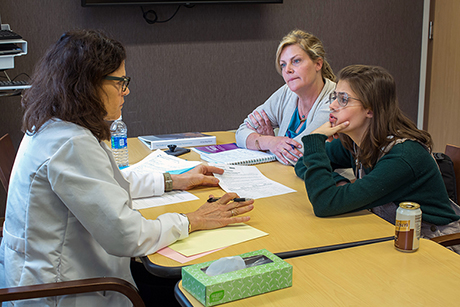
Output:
(124, 149), (201, 175)
(160, 223), (268, 263)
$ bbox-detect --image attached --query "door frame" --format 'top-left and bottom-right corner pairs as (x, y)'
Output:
(418, 0), (432, 130)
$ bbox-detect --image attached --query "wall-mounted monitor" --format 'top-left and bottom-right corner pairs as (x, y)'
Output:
(82, 0), (283, 6)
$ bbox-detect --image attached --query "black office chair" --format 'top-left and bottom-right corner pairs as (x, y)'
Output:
(430, 144), (460, 247)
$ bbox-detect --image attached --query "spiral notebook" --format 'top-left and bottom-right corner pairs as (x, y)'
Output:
(192, 143), (276, 166)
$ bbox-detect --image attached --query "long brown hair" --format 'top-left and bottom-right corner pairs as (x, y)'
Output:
(22, 29), (126, 141)
(338, 65), (432, 168)
(275, 29), (335, 82)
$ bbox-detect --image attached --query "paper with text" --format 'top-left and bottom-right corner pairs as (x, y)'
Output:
(212, 164), (296, 199)
(168, 223), (268, 257)
(124, 149), (201, 175)
(132, 191), (198, 210)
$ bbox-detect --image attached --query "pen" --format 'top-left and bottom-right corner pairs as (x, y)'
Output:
(207, 197), (252, 203)
(233, 198), (253, 202)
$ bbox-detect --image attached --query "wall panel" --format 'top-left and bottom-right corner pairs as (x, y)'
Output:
(0, 0), (424, 211)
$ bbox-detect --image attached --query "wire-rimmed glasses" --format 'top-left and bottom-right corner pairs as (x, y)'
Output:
(329, 91), (361, 107)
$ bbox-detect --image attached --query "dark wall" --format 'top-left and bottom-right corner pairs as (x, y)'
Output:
(0, 0), (423, 208)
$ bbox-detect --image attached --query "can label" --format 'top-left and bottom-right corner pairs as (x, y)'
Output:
(394, 202), (422, 252)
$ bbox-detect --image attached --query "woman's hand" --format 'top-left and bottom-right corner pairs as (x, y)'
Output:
(312, 121), (350, 142)
(185, 193), (254, 232)
(246, 110), (275, 136)
(171, 165), (224, 190)
(264, 136), (302, 164)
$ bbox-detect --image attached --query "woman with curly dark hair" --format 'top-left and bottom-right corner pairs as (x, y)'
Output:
(0, 30), (253, 306)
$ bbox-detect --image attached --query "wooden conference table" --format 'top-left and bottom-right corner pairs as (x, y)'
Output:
(175, 239), (460, 306)
(126, 132), (395, 278)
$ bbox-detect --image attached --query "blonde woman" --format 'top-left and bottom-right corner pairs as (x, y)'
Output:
(236, 29), (336, 165)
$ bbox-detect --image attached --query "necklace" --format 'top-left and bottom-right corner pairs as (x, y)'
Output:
(298, 98), (309, 122)
(353, 143), (364, 179)
(299, 107), (307, 122)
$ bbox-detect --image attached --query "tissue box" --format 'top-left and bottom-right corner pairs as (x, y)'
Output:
(182, 249), (293, 306)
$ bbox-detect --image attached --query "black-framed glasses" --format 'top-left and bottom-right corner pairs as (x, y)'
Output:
(329, 91), (361, 107)
(104, 76), (131, 92)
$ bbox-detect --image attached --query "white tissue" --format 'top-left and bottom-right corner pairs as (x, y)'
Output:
(205, 256), (246, 276)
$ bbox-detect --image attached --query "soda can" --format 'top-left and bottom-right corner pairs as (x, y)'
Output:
(394, 202), (422, 252)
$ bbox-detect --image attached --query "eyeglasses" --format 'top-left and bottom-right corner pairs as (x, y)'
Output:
(104, 76), (131, 92)
(329, 91), (361, 107)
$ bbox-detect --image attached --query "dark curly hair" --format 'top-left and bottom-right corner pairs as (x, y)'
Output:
(22, 29), (126, 141)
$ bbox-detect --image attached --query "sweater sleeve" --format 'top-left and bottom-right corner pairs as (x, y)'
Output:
(297, 134), (417, 217)
(235, 85), (289, 148)
(295, 137), (354, 182)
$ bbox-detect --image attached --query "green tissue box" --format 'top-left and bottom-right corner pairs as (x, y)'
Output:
(182, 249), (293, 306)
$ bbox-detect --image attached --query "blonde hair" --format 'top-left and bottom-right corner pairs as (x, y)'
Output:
(275, 29), (335, 82)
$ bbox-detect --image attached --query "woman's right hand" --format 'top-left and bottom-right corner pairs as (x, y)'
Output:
(264, 136), (302, 164)
(246, 110), (275, 136)
(185, 193), (254, 232)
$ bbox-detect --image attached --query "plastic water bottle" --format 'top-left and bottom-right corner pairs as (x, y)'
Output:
(110, 116), (129, 169)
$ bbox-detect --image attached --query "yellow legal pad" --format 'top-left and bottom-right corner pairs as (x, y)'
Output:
(168, 223), (268, 257)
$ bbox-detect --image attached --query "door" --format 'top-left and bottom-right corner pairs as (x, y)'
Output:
(425, 0), (460, 152)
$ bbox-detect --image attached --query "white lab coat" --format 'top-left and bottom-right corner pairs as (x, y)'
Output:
(0, 119), (189, 306)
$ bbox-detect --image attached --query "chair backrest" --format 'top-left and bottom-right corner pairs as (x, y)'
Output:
(0, 133), (16, 236)
(0, 133), (16, 193)
(445, 144), (460, 206)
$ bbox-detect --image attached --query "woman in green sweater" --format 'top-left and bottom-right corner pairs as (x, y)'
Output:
(295, 65), (460, 250)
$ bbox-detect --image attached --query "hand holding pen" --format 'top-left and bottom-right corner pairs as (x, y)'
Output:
(183, 193), (254, 233)
(207, 197), (253, 203)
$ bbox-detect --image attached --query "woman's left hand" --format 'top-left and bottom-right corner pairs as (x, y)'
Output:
(246, 110), (274, 136)
(185, 193), (255, 232)
(171, 165), (224, 190)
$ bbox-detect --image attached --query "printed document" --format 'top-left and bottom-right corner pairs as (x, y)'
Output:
(212, 164), (296, 199)
(125, 150), (201, 209)
(123, 149), (201, 175)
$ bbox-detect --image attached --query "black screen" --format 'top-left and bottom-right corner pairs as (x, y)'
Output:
(82, 0), (283, 6)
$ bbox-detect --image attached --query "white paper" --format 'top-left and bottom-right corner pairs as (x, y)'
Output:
(125, 149), (201, 174)
(213, 164), (296, 199)
(132, 191), (198, 210)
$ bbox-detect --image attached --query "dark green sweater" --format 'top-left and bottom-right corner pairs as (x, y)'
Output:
(294, 134), (460, 225)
